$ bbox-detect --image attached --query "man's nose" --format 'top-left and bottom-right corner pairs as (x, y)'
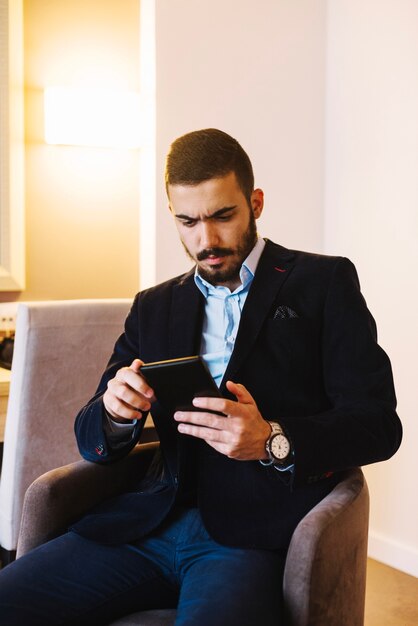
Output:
(200, 221), (219, 249)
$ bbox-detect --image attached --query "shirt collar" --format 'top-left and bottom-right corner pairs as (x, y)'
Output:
(194, 237), (266, 298)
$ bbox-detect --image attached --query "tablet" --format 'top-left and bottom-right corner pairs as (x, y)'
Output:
(140, 355), (222, 412)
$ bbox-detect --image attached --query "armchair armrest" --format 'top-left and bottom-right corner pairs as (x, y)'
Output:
(283, 467), (369, 626)
(17, 442), (159, 558)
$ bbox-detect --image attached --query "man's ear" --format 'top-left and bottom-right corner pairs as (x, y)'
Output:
(251, 188), (264, 219)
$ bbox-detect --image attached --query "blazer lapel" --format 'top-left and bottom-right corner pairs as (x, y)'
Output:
(168, 270), (205, 358)
(221, 240), (296, 388)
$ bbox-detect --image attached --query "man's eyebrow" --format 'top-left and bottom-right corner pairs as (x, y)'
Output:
(174, 206), (237, 221)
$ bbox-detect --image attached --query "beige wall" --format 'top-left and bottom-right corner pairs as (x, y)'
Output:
(0, 0), (140, 302)
(142, 0), (327, 287)
(324, 0), (418, 578)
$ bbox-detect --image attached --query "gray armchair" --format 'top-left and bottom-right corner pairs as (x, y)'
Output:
(17, 442), (369, 626)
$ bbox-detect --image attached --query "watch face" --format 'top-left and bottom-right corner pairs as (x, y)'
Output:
(270, 434), (290, 460)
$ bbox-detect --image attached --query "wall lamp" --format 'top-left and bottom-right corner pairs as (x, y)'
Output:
(44, 87), (141, 148)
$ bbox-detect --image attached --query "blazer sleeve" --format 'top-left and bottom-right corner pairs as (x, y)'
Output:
(74, 293), (146, 463)
(279, 257), (402, 487)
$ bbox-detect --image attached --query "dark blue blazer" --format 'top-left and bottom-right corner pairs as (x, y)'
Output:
(73, 240), (402, 549)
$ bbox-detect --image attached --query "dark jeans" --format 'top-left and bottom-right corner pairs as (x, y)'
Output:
(0, 507), (286, 626)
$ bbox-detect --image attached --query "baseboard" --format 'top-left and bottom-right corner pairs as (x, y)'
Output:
(368, 531), (418, 578)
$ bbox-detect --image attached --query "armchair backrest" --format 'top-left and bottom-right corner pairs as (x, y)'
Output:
(0, 298), (131, 554)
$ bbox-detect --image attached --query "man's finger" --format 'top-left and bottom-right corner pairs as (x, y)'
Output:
(174, 410), (226, 430)
(225, 380), (256, 405)
(130, 358), (144, 372)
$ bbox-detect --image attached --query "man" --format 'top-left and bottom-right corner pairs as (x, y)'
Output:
(0, 129), (402, 625)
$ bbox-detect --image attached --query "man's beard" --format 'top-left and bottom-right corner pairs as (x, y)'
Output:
(181, 213), (258, 286)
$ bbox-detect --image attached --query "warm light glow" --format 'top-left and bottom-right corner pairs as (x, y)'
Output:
(44, 87), (141, 148)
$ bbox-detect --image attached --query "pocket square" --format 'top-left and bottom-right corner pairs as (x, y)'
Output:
(273, 305), (299, 320)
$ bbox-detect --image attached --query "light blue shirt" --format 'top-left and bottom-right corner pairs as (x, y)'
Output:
(194, 237), (265, 386)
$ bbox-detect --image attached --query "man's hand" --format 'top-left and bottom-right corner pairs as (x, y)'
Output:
(103, 359), (155, 423)
(173, 381), (271, 461)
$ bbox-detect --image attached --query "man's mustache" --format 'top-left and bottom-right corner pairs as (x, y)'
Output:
(196, 248), (234, 261)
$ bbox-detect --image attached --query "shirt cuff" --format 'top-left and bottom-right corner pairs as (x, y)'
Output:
(103, 407), (137, 448)
(273, 463), (294, 473)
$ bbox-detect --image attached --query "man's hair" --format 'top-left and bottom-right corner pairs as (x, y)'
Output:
(165, 128), (254, 205)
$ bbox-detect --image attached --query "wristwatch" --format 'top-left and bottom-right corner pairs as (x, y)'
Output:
(262, 421), (292, 467)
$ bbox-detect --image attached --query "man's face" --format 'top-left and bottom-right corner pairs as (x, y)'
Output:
(168, 172), (264, 290)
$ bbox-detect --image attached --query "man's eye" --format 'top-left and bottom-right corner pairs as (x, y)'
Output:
(181, 220), (196, 227)
(216, 215), (231, 221)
